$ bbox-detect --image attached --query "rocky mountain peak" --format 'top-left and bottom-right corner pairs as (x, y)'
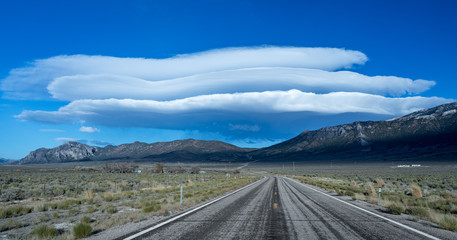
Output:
(389, 102), (457, 122)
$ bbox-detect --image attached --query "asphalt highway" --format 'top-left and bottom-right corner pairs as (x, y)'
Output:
(124, 176), (453, 240)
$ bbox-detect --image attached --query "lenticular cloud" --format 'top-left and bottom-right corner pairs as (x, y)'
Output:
(1, 46), (452, 130)
(47, 68), (435, 101)
(2, 47), (368, 100)
(17, 90), (450, 124)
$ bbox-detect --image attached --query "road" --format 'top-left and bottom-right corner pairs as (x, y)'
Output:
(123, 176), (452, 240)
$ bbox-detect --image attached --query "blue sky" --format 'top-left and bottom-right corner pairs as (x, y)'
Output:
(1, 0), (456, 159)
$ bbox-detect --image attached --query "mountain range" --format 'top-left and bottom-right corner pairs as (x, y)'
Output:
(253, 102), (457, 161)
(19, 139), (254, 164)
(0, 158), (12, 163)
(19, 102), (457, 164)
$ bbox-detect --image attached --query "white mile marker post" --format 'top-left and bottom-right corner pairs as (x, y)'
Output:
(180, 185), (183, 205)
(378, 187), (382, 206)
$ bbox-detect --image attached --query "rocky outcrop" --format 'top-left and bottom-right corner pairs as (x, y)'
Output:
(20, 142), (99, 164)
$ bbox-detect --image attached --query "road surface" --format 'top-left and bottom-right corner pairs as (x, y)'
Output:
(122, 176), (453, 240)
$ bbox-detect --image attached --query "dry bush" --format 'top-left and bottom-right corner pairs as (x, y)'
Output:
(376, 178), (385, 187)
(367, 183), (377, 198)
(388, 203), (404, 215)
(1, 188), (23, 202)
(190, 167), (201, 174)
(73, 223), (92, 239)
(32, 224), (58, 239)
(84, 189), (95, 200)
(439, 215), (457, 231)
(405, 207), (430, 218)
(351, 180), (357, 186)
(412, 184), (423, 198)
(155, 163), (164, 173)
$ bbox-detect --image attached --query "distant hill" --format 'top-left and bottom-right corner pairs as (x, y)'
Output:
(20, 139), (255, 164)
(0, 158), (18, 165)
(252, 102), (457, 161)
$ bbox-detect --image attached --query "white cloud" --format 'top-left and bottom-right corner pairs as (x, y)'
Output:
(55, 137), (79, 143)
(1, 47), (367, 99)
(40, 129), (64, 132)
(55, 137), (110, 146)
(16, 90), (453, 125)
(79, 126), (100, 133)
(46, 68), (435, 101)
(229, 138), (285, 149)
(229, 124), (260, 132)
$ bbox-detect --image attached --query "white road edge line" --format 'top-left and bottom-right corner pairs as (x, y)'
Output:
(286, 177), (441, 240)
(123, 177), (266, 240)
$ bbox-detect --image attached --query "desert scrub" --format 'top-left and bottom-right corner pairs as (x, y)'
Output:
(0, 219), (24, 232)
(81, 216), (91, 224)
(35, 204), (48, 212)
(142, 200), (161, 213)
(0, 166), (259, 237)
(439, 215), (457, 232)
(0, 205), (33, 218)
(0, 188), (23, 201)
(405, 207), (430, 218)
(428, 199), (457, 213)
(84, 205), (97, 213)
(101, 204), (117, 214)
(388, 204), (404, 215)
(286, 167), (457, 230)
(73, 223), (92, 239)
(31, 224), (58, 239)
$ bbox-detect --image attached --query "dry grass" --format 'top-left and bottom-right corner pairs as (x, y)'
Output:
(367, 183), (377, 198)
(439, 215), (457, 232)
(376, 178), (385, 187)
(84, 189), (95, 200)
(388, 203), (404, 215)
(412, 184), (423, 198)
(151, 184), (166, 190)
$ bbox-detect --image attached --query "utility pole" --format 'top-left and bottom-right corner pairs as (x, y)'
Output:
(293, 162), (295, 172)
